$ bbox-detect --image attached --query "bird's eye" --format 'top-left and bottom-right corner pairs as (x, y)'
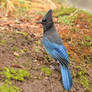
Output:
(42, 19), (46, 22)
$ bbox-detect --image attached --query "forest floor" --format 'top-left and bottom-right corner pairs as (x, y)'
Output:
(0, 0), (92, 92)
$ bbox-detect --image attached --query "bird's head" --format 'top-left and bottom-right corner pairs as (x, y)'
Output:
(38, 9), (53, 31)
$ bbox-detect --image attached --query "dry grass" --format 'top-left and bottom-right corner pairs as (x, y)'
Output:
(0, 0), (31, 16)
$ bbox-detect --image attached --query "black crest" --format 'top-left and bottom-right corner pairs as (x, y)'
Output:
(42, 9), (53, 22)
(41, 9), (53, 31)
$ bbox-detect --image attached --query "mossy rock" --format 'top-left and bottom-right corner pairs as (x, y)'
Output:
(54, 7), (76, 17)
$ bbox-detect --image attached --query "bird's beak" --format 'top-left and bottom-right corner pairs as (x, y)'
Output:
(36, 21), (43, 24)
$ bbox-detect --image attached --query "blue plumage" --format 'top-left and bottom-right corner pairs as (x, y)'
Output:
(61, 64), (72, 90)
(42, 37), (69, 65)
(39, 9), (72, 91)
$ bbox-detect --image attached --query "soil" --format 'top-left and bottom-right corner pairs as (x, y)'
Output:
(0, 0), (92, 92)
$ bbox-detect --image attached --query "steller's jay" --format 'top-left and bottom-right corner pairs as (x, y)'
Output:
(38, 9), (72, 91)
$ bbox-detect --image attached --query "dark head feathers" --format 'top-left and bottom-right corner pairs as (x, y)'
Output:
(42, 9), (53, 22)
(40, 9), (53, 32)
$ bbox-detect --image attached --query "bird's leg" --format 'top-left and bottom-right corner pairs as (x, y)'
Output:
(50, 60), (56, 70)
(50, 60), (60, 72)
(55, 61), (61, 72)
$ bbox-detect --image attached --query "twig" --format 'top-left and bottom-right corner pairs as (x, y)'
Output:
(70, 9), (79, 16)
(47, 0), (57, 9)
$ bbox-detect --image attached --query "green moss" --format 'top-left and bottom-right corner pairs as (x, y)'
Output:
(83, 35), (92, 47)
(1, 67), (30, 81)
(84, 54), (92, 61)
(78, 69), (86, 76)
(75, 66), (87, 77)
(19, 49), (25, 54)
(47, 55), (52, 61)
(71, 69), (76, 78)
(54, 7), (76, 17)
(23, 48), (28, 52)
(57, 13), (77, 25)
(78, 10), (92, 17)
(79, 35), (92, 47)
(41, 66), (52, 76)
(0, 40), (6, 46)
(88, 17), (92, 23)
(44, 55), (52, 62)
(85, 36), (92, 41)
(37, 76), (41, 80)
(83, 42), (92, 47)
(13, 46), (18, 51)
(72, 27), (78, 32)
(5, 79), (12, 85)
(35, 40), (41, 46)
(54, 8), (92, 26)
(0, 84), (20, 92)
(80, 76), (89, 89)
(74, 66), (91, 90)
(84, 54), (92, 64)
(15, 31), (28, 37)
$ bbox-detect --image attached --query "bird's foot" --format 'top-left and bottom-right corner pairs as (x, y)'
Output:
(50, 65), (56, 70)
(50, 61), (60, 72)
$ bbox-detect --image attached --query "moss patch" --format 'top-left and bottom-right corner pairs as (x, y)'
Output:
(13, 46), (18, 51)
(0, 40), (6, 46)
(75, 66), (86, 76)
(82, 35), (92, 47)
(15, 31), (28, 37)
(83, 42), (92, 47)
(80, 76), (89, 88)
(0, 84), (20, 92)
(85, 35), (92, 41)
(74, 66), (91, 90)
(54, 7), (76, 17)
(1, 67), (30, 81)
(54, 7), (78, 25)
(77, 10), (92, 17)
(57, 15), (77, 25)
(41, 66), (52, 76)
(78, 35), (92, 47)
(44, 54), (52, 62)
(0, 67), (30, 92)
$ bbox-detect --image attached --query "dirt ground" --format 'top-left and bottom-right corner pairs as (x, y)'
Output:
(0, 0), (92, 92)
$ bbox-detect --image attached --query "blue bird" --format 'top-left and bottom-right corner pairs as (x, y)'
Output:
(39, 9), (72, 91)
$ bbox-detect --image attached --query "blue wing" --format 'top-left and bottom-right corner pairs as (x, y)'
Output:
(42, 37), (69, 65)
(42, 37), (72, 90)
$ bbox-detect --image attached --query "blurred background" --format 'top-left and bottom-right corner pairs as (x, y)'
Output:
(0, 0), (92, 92)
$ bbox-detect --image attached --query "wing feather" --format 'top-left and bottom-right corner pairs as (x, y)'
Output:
(43, 37), (69, 65)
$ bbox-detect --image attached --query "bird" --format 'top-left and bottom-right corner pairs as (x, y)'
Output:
(38, 9), (72, 91)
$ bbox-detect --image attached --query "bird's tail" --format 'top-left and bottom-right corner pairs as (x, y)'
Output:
(60, 64), (72, 91)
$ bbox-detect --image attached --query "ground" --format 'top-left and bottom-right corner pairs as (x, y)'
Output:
(0, 0), (92, 92)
